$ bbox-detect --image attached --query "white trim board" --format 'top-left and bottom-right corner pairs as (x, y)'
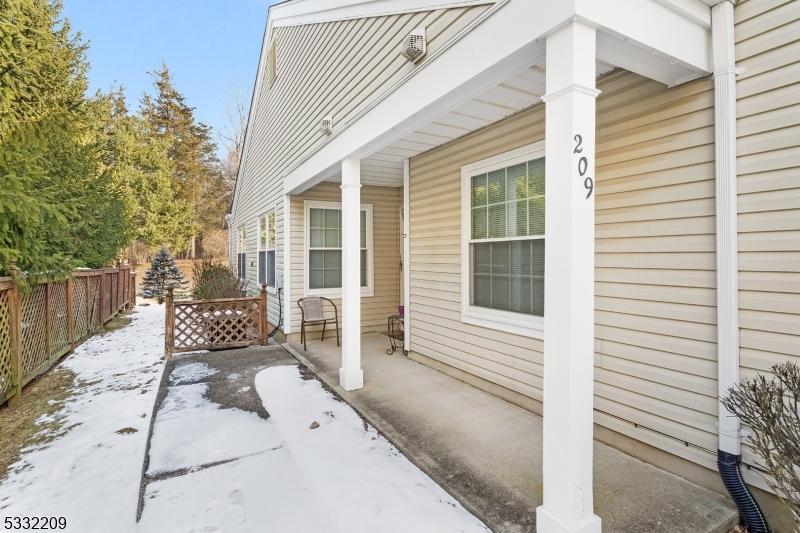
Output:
(270, 0), (497, 28)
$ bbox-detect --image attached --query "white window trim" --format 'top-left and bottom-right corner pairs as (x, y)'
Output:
(258, 208), (278, 294)
(460, 141), (545, 339)
(303, 200), (374, 298)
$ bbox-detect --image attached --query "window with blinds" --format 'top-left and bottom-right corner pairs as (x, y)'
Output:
(469, 157), (545, 316)
(308, 207), (368, 290)
(258, 210), (276, 287)
(236, 225), (246, 280)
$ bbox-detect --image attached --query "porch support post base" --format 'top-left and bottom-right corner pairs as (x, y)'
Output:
(538, 19), (601, 532)
(339, 156), (363, 391)
(536, 507), (601, 533)
(339, 367), (364, 392)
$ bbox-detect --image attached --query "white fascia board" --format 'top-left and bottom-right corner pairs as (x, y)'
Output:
(230, 15), (273, 219)
(596, 31), (704, 87)
(283, 0), (565, 194)
(652, 0), (711, 28)
(576, 0), (712, 73)
(271, 0), (497, 28)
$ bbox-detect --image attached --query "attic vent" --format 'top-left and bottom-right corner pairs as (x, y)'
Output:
(401, 28), (426, 63)
(319, 116), (333, 136)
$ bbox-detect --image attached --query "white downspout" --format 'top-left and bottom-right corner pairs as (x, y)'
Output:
(713, 7), (770, 530)
(403, 158), (411, 355)
(712, 0), (740, 458)
(282, 194), (292, 335)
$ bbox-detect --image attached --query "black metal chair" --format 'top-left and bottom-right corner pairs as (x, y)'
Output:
(297, 297), (339, 351)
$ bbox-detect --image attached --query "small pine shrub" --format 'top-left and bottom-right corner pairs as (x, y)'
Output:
(141, 248), (187, 303)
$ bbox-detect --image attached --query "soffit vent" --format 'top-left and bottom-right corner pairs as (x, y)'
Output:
(401, 28), (426, 63)
(320, 116), (333, 136)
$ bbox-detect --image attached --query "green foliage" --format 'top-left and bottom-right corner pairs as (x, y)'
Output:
(92, 90), (193, 251)
(192, 259), (246, 300)
(0, 2), (231, 277)
(0, 0), (100, 278)
(142, 65), (230, 257)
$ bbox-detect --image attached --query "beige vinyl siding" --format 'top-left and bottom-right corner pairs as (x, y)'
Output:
(289, 182), (401, 334)
(594, 72), (719, 470)
(734, 0), (800, 473)
(229, 5), (490, 329)
(735, 0), (800, 373)
(410, 106), (547, 401)
(409, 70), (722, 471)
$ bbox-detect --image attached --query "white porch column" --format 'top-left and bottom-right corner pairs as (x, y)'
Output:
(339, 157), (364, 391)
(536, 20), (601, 533)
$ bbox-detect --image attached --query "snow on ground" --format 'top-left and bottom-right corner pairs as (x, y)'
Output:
(146, 382), (281, 475)
(139, 365), (489, 533)
(169, 361), (217, 385)
(0, 303), (166, 533)
(2, 301), (487, 533)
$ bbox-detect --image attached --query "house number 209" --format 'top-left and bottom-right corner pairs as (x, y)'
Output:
(573, 134), (594, 199)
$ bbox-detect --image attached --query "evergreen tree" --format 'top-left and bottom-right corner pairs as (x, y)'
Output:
(92, 90), (192, 251)
(141, 65), (229, 258)
(141, 248), (187, 303)
(0, 0), (125, 277)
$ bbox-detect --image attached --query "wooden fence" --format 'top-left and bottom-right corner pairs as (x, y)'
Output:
(164, 285), (268, 357)
(0, 267), (136, 406)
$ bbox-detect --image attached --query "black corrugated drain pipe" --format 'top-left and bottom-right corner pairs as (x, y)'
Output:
(717, 450), (769, 532)
(267, 287), (283, 339)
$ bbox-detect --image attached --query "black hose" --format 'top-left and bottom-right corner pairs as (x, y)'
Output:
(268, 287), (283, 339)
(717, 450), (769, 533)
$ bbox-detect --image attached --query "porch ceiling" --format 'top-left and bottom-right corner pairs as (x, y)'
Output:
(330, 60), (616, 187)
(290, 0), (713, 194)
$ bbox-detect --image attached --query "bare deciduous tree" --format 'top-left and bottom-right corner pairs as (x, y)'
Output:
(722, 361), (800, 527)
(220, 87), (248, 193)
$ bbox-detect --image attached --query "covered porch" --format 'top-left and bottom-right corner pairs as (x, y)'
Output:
(283, 335), (738, 533)
(280, 1), (736, 531)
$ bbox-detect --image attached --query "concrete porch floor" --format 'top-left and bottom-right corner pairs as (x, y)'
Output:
(284, 332), (739, 533)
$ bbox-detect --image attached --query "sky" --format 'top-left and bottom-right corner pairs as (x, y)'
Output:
(62, 0), (278, 153)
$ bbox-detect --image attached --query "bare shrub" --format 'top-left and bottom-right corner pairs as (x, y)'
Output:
(722, 361), (800, 526)
(192, 259), (246, 300)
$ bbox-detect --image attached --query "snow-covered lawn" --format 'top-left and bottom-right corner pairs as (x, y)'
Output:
(0, 303), (165, 532)
(1, 303), (487, 533)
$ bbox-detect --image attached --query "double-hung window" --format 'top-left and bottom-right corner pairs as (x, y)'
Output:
(236, 225), (246, 280)
(461, 142), (545, 338)
(304, 201), (373, 297)
(258, 210), (276, 288)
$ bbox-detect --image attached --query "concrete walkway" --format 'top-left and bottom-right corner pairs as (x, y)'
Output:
(139, 344), (296, 518)
(285, 333), (739, 533)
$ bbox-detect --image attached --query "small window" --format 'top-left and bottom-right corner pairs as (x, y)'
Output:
(258, 210), (276, 288)
(304, 201), (373, 296)
(236, 225), (246, 279)
(461, 142), (546, 338)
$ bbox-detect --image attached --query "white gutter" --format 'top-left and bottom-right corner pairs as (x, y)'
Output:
(712, 0), (739, 456)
